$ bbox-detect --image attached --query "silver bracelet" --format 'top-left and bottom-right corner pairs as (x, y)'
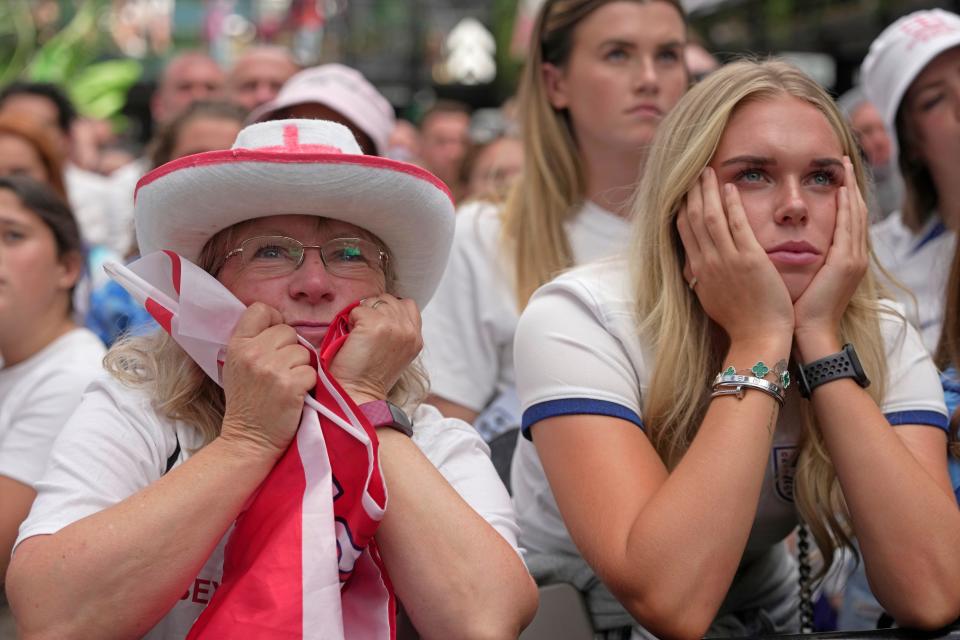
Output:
(712, 373), (785, 398)
(711, 378), (785, 406)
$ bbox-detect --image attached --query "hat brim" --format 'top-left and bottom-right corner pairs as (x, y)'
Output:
(134, 150), (454, 309)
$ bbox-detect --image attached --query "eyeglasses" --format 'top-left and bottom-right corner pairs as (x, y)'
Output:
(221, 235), (389, 279)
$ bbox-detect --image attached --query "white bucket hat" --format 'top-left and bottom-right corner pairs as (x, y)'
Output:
(861, 9), (960, 159)
(134, 118), (454, 309)
(247, 64), (395, 156)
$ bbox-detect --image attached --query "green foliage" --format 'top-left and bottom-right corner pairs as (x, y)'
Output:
(0, 1), (38, 87)
(69, 58), (143, 120)
(492, 0), (522, 102)
(0, 0), (142, 121)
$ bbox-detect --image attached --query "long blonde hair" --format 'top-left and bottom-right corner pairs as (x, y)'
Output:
(105, 219), (429, 446)
(935, 239), (960, 455)
(631, 59), (889, 574)
(501, 0), (687, 308)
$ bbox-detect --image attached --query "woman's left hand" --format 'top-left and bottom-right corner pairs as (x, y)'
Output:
(329, 295), (423, 404)
(793, 156), (869, 342)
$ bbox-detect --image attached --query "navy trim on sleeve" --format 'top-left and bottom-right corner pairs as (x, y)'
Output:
(885, 410), (949, 432)
(521, 398), (643, 440)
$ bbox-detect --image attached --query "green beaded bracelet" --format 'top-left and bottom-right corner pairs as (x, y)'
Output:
(721, 360), (790, 390)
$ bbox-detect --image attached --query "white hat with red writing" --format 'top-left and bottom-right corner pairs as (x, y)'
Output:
(861, 9), (960, 159)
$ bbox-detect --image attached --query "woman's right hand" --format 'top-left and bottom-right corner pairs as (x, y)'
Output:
(676, 167), (794, 346)
(220, 303), (316, 459)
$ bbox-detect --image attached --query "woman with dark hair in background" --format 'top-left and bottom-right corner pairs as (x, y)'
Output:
(0, 176), (104, 626)
(0, 114), (68, 199)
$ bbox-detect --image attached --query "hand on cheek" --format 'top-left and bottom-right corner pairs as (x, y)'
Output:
(792, 156), (868, 349)
(676, 167), (794, 347)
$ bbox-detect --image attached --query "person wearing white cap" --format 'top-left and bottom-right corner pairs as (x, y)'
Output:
(5, 119), (537, 639)
(861, 8), (960, 352)
(248, 64), (395, 157)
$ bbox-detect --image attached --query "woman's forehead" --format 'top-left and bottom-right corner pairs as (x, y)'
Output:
(236, 214), (368, 238)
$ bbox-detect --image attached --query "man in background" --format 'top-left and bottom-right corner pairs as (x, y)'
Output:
(226, 45), (299, 113)
(418, 100), (471, 201)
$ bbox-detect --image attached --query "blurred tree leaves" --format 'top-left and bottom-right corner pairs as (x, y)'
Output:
(0, 0), (142, 121)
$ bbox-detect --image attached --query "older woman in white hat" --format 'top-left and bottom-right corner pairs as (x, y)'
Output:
(6, 119), (537, 639)
(862, 9), (960, 352)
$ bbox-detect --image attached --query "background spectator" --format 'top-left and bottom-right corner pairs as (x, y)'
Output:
(418, 99), (471, 200)
(863, 8), (960, 352)
(149, 51), (225, 126)
(87, 100), (247, 346)
(249, 63), (395, 157)
(0, 114), (67, 200)
(0, 82), (112, 249)
(226, 45), (300, 113)
(421, 0), (690, 448)
(460, 134), (523, 204)
(385, 118), (422, 164)
(837, 86), (903, 221)
(0, 176), (105, 620)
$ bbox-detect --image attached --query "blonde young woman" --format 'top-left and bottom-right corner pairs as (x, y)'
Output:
(421, 0), (689, 440)
(511, 59), (960, 638)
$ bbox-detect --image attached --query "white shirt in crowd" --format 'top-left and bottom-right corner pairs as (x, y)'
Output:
(0, 328), (105, 487)
(420, 199), (631, 440)
(105, 156), (150, 255)
(870, 211), (957, 352)
(16, 376), (521, 639)
(64, 164), (114, 249)
(510, 259), (948, 625)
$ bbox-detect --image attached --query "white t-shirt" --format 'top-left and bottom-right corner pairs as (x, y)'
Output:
(16, 376), (520, 640)
(511, 259), (948, 623)
(421, 200), (631, 439)
(870, 211), (957, 352)
(0, 328), (105, 487)
(105, 156), (150, 255)
(65, 164), (113, 249)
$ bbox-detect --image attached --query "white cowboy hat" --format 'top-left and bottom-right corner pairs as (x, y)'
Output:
(134, 118), (454, 309)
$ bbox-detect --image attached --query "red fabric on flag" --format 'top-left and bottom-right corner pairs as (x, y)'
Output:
(104, 254), (396, 640)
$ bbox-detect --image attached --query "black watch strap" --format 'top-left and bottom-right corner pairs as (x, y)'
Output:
(797, 343), (871, 398)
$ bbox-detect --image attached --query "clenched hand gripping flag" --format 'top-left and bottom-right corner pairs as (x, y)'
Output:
(105, 251), (397, 639)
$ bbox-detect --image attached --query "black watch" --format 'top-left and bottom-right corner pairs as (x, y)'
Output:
(796, 343), (870, 399)
(358, 400), (414, 437)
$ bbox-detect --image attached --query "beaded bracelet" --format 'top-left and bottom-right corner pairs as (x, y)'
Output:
(719, 360), (791, 390)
